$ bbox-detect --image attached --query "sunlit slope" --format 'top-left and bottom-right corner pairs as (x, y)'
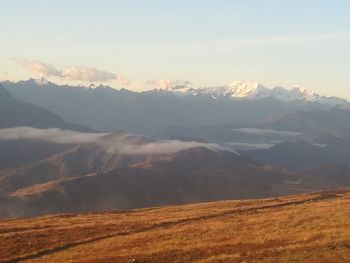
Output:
(1, 189), (350, 263)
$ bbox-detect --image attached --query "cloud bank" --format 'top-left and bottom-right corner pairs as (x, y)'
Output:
(0, 127), (231, 154)
(223, 142), (273, 151)
(15, 58), (130, 84)
(0, 127), (107, 144)
(104, 139), (229, 155)
(231, 128), (301, 137)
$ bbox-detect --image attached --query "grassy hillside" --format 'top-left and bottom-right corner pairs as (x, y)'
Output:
(1, 189), (350, 262)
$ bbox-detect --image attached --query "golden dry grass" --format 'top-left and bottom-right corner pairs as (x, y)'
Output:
(1, 190), (350, 262)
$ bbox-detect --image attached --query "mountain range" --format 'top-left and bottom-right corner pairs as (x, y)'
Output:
(243, 135), (350, 171)
(152, 80), (347, 105)
(1, 79), (350, 218)
(1, 128), (349, 218)
(0, 83), (92, 131)
(2, 79), (348, 134)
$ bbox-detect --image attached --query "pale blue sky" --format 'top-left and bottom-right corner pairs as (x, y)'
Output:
(1, 0), (350, 97)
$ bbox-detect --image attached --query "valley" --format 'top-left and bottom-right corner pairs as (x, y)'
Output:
(2, 3), (350, 262)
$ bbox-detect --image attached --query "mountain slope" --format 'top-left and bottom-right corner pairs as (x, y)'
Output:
(0, 84), (92, 131)
(243, 135), (350, 171)
(1, 190), (349, 263)
(0, 132), (316, 217)
(158, 107), (350, 148)
(0, 139), (72, 170)
(258, 108), (350, 139)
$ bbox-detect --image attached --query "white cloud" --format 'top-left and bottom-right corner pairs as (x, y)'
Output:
(147, 78), (192, 89)
(15, 58), (130, 85)
(62, 66), (119, 82)
(104, 139), (230, 155)
(15, 58), (62, 78)
(115, 75), (131, 85)
(231, 128), (301, 137)
(0, 127), (232, 154)
(223, 142), (273, 151)
(147, 78), (172, 89)
(0, 127), (107, 144)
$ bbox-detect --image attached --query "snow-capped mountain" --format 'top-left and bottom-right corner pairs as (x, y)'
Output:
(3, 78), (350, 134)
(270, 85), (346, 105)
(14, 78), (347, 106)
(152, 81), (347, 106)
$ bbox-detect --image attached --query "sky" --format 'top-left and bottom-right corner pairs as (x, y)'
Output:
(1, 0), (350, 97)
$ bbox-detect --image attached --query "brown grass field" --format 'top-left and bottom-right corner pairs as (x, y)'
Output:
(1, 189), (350, 262)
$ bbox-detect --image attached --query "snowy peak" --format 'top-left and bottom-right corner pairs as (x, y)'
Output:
(151, 81), (347, 106)
(269, 86), (315, 102)
(193, 81), (271, 99)
(288, 85), (346, 105)
(226, 81), (270, 98)
(292, 86), (319, 100)
(152, 81), (270, 99)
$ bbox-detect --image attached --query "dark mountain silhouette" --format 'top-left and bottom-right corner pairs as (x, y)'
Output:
(158, 108), (350, 147)
(243, 135), (350, 171)
(258, 108), (350, 140)
(0, 84), (93, 131)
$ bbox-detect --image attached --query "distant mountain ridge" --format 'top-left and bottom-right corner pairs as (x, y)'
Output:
(158, 107), (350, 147)
(243, 135), (350, 171)
(0, 84), (93, 131)
(3, 78), (347, 106)
(150, 80), (347, 106)
(2, 79), (346, 134)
